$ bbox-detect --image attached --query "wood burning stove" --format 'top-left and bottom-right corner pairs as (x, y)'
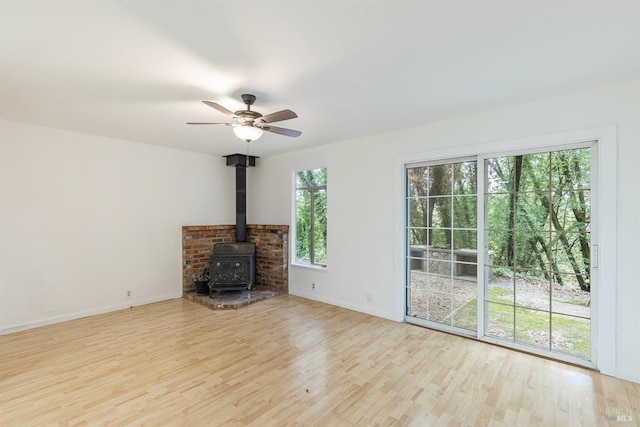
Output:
(209, 154), (258, 295)
(209, 242), (256, 291)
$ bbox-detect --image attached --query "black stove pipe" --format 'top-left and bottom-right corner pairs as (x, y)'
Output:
(224, 154), (257, 243)
(235, 164), (247, 242)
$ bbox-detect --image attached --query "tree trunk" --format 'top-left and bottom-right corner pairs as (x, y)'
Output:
(507, 156), (523, 267)
(429, 165), (451, 247)
(560, 152), (591, 286)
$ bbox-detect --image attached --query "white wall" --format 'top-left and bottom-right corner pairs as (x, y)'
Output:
(250, 78), (640, 383)
(0, 119), (233, 332)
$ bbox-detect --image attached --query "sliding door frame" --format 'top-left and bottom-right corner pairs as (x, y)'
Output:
(395, 126), (617, 375)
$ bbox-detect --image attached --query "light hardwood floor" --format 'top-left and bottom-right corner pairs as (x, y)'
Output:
(1, 296), (638, 426)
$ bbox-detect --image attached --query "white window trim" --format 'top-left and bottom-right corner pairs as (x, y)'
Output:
(394, 125), (617, 376)
(290, 168), (328, 270)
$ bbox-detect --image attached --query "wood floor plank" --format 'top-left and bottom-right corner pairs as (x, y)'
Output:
(0, 296), (638, 426)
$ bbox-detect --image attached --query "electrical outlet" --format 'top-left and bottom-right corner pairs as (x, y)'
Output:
(126, 290), (132, 298)
(312, 282), (316, 290)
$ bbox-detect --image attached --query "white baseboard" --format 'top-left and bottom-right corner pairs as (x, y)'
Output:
(0, 292), (182, 335)
(615, 368), (640, 385)
(290, 291), (397, 322)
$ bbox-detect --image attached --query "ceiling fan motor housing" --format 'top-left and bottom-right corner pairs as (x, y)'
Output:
(237, 94), (262, 122)
(241, 94), (256, 106)
(235, 110), (262, 122)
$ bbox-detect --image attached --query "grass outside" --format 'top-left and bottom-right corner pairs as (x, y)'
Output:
(444, 288), (590, 359)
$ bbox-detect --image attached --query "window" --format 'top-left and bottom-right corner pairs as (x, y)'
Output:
(295, 168), (327, 267)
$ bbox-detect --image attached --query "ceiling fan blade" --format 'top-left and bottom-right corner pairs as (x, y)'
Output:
(186, 122), (234, 125)
(202, 101), (236, 117)
(260, 125), (302, 138)
(258, 109), (298, 124)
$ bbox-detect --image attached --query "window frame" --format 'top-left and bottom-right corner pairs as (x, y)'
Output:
(292, 167), (327, 269)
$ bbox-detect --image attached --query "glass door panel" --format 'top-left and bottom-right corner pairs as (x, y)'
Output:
(406, 159), (478, 333)
(484, 147), (592, 360)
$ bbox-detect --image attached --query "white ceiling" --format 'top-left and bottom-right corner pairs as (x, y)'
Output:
(1, 1), (638, 157)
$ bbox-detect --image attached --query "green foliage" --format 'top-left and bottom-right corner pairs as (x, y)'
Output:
(486, 148), (591, 290)
(407, 160), (477, 249)
(407, 148), (591, 291)
(493, 267), (514, 278)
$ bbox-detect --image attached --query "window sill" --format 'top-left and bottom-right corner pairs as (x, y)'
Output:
(291, 262), (328, 271)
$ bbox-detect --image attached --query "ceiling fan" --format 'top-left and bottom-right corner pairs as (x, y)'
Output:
(187, 94), (301, 143)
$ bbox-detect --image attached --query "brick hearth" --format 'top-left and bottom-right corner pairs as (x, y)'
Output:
(185, 289), (279, 310)
(182, 224), (289, 295)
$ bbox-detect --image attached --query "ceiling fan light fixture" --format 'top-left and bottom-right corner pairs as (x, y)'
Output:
(233, 124), (263, 142)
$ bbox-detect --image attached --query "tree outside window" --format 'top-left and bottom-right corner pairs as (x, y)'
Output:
(295, 168), (327, 266)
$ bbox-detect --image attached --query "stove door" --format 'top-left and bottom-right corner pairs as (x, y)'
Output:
(210, 256), (254, 290)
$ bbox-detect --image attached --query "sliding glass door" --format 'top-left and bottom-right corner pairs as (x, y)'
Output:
(405, 144), (595, 364)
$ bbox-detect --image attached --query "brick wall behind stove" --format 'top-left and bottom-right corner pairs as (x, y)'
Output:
(182, 224), (288, 294)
